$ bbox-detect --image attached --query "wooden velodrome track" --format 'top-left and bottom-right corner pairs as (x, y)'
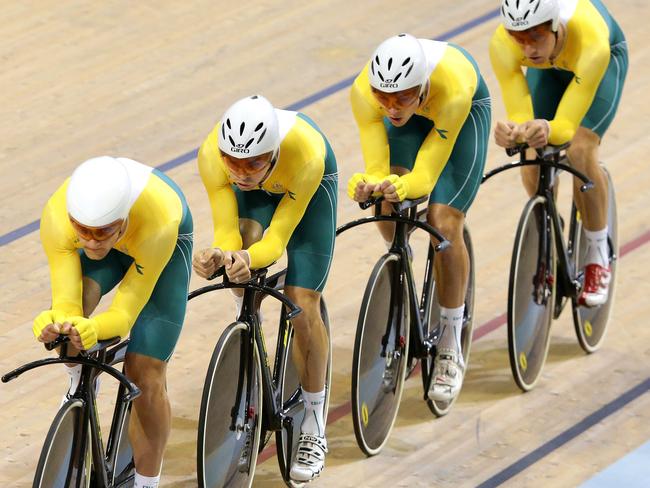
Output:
(1, 1), (649, 486)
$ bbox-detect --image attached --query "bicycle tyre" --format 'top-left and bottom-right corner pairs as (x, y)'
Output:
(425, 224), (476, 416)
(197, 322), (263, 488)
(508, 196), (556, 391)
(275, 298), (333, 481)
(571, 165), (618, 352)
(33, 399), (92, 488)
(351, 253), (410, 456)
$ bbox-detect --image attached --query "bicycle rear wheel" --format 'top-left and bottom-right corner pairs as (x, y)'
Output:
(33, 399), (92, 488)
(197, 322), (263, 488)
(571, 165), (618, 352)
(508, 196), (556, 391)
(276, 298), (332, 481)
(425, 224), (476, 416)
(351, 253), (409, 456)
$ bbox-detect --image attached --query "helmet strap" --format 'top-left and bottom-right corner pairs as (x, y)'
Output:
(418, 80), (430, 106)
(258, 149), (279, 188)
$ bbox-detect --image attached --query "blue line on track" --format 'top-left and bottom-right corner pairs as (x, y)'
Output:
(0, 8), (500, 248)
(476, 378), (650, 488)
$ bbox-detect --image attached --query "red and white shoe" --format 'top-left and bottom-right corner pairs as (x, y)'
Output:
(578, 264), (611, 307)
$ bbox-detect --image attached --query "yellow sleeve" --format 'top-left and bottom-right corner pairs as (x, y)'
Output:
(92, 224), (178, 340)
(40, 198), (84, 316)
(350, 75), (391, 178)
(489, 27), (535, 125)
(400, 93), (472, 198)
(198, 136), (243, 251)
(549, 43), (610, 144)
(246, 160), (323, 269)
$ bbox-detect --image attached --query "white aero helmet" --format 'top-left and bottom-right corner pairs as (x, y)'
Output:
(66, 156), (132, 227)
(501, 0), (560, 32)
(218, 95), (280, 159)
(368, 33), (428, 94)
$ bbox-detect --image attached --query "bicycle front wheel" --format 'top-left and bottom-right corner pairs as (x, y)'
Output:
(571, 165), (618, 352)
(33, 399), (92, 488)
(197, 322), (263, 488)
(425, 224), (476, 416)
(508, 196), (556, 391)
(275, 298), (332, 482)
(351, 253), (409, 456)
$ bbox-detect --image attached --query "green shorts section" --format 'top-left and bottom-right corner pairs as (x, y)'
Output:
(385, 75), (491, 214)
(526, 41), (628, 139)
(80, 170), (193, 362)
(235, 113), (337, 292)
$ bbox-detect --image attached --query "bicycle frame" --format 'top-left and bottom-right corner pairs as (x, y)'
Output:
(2, 337), (139, 488)
(337, 197), (450, 395)
(188, 267), (302, 481)
(482, 144), (594, 301)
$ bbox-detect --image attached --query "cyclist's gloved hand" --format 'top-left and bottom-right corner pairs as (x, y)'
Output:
(377, 174), (408, 202)
(33, 309), (69, 342)
(67, 316), (99, 350)
(347, 173), (380, 202)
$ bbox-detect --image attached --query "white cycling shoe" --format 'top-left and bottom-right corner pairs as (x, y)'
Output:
(428, 348), (464, 402)
(289, 433), (328, 484)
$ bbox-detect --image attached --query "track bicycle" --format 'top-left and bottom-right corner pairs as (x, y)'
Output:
(336, 196), (475, 456)
(190, 265), (332, 487)
(2, 336), (139, 487)
(482, 143), (618, 391)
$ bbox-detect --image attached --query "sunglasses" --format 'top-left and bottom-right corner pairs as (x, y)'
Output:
(69, 216), (124, 242)
(507, 24), (552, 46)
(220, 151), (274, 178)
(371, 85), (421, 110)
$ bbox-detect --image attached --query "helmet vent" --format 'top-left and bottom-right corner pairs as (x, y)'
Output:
(532, 0), (540, 14)
(404, 64), (413, 79)
(245, 138), (254, 149)
(394, 73), (402, 82)
(402, 57), (411, 66)
(228, 135), (236, 147)
(516, 0), (520, 9)
(226, 118), (232, 129)
(256, 128), (267, 144)
(239, 122), (246, 136)
(375, 55), (381, 66)
(255, 122), (264, 132)
(370, 60), (376, 75)
(387, 57), (393, 70)
(378, 71), (385, 82)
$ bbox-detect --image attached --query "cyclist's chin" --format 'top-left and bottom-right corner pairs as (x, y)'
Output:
(387, 115), (409, 127)
(83, 248), (111, 260)
(235, 181), (258, 190)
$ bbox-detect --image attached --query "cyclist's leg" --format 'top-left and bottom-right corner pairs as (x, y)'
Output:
(524, 67), (573, 196)
(233, 187), (277, 310)
(124, 196), (193, 480)
(284, 132), (337, 482)
(379, 115), (433, 243)
(571, 40), (628, 306)
(427, 81), (490, 401)
(56, 250), (133, 400)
